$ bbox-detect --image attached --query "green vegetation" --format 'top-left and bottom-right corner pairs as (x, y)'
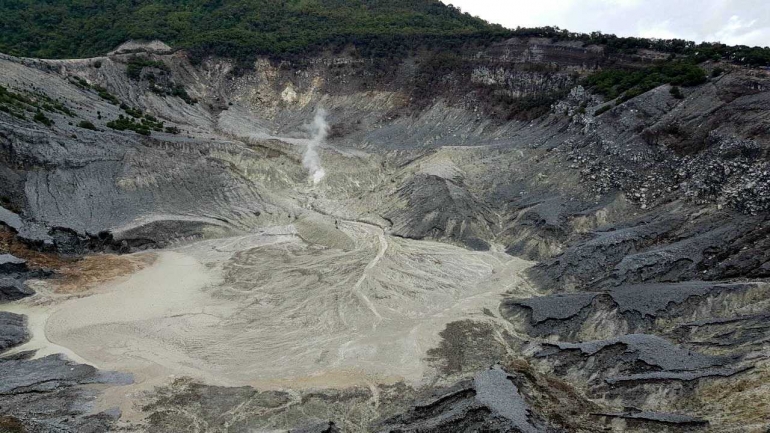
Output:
(170, 85), (197, 105)
(0, 86), (32, 119)
(712, 67), (725, 77)
(670, 86), (684, 99)
(508, 27), (770, 67)
(0, 0), (506, 63)
(106, 113), (164, 136)
(584, 61), (707, 102)
(126, 56), (168, 80)
(33, 109), (52, 126)
(1, 2), (767, 69)
(0, 84), (73, 121)
(164, 126), (180, 134)
(71, 76), (91, 89)
(494, 91), (569, 121)
(120, 103), (144, 118)
(147, 81), (197, 105)
(77, 120), (97, 130)
(93, 86), (120, 105)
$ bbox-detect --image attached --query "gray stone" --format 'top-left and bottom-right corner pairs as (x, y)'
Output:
(605, 366), (752, 384)
(291, 421), (340, 433)
(597, 411), (708, 425)
(473, 366), (538, 433)
(0, 312), (28, 353)
(0, 277), (33, 302)
(543, 334), (728, 372)
(0, 254), (27, 273)
(608, 281), (753, 317)
(506, 292), (597, 323)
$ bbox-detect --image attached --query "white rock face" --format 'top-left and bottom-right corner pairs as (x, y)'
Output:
(108, 40), (173, 55)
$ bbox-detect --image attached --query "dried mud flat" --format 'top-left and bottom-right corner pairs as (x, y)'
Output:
(5, 218), (532, 418)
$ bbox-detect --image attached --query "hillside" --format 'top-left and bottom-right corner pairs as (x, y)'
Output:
(3, 0), (770, 68)
(0, 0), (507, 61)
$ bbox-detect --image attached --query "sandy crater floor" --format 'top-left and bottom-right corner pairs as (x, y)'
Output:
(9, 219), (533, 394)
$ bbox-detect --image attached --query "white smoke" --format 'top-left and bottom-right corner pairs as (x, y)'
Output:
(303, 109), (328, 185)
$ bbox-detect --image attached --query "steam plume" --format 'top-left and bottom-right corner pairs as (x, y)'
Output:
(303, 109), (328, 185)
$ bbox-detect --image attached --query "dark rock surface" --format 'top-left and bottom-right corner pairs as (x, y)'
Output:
(505, 281), (761, 326)
(377, 365), (567, 433)
(505, 292), (597, 324)
(0, 315), (131, 433)
(0, 206), (53, 246)
(385, 174), (494, 250)
(292, 421), (340, 433)
(596, 411), (708, 426)
(603, 366), (751, 384)
(0, 277), (34, 302)
(538, 334), (730, 373)
(608, 282), (752, 317)
(0, 248), (44, 302)
(0, 254), (26, 272)
(0, 354), (131, 395)
(0, 312), (27, 353)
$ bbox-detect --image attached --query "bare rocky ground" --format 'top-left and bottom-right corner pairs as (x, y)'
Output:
(1, 38), (770, 432)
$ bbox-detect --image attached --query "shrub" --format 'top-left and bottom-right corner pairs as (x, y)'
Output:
(94, 86), (120, 105)
(712, 67), (725, 77)
(121, 104), (144, 118)
(171, 85), (197, 105)
(77, 120), (97, 130)
(126, 56), (168, 81)
(72, 76), (91, 89)
(106, 112), (164, 135)
(33, 110), (53, 126)
(670, 86), (684, 99)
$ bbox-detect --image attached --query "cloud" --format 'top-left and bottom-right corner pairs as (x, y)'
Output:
(444, 0), (770, 47)
(706, 15), (770, 46)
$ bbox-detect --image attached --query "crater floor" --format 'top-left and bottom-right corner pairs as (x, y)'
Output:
(9, 215), (532, 404)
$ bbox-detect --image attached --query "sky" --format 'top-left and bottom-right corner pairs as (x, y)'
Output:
(442, 0), (770, 47)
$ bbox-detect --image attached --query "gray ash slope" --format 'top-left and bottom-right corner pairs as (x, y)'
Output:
(0, 37), (769, 432)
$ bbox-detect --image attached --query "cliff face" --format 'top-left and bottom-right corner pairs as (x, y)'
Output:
(1, 38), (770, 432)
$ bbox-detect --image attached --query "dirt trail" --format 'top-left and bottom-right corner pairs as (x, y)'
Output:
(350, 222), (388, 325)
